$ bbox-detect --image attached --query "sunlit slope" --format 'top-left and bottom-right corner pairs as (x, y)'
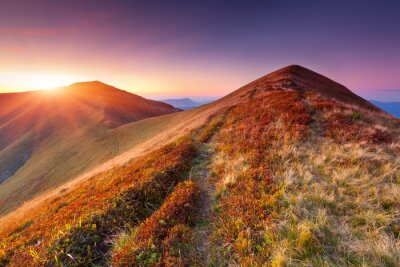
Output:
(0, 82), (178, 215)
(0, 85), (227, 216)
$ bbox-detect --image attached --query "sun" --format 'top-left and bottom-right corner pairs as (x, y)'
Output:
(34, 78), (65, 90)
(0, 72), (87, 91)
(27, 73), (81, 90)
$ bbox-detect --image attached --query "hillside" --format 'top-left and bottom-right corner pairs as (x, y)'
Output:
(0, 65), (399, 266)
(0, 82), (178, 215)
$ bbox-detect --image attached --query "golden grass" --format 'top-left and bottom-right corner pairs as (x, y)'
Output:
(206, 88), (399, 266)
(267, 140), (399, 266)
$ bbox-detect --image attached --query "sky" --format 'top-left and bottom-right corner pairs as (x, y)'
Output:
(0, 0), (399, 101)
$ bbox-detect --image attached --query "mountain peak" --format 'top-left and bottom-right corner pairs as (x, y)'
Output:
(274, 64), (310, 74)
(267, 64), (331, 80)
(235, 65), (379, 111)
(67, 81), (115, 90)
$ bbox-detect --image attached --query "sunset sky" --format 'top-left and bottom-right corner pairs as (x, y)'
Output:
(1, 0), (399, 101)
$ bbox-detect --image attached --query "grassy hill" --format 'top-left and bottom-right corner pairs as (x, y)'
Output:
(0, 65), (399, 266)
(0, 82), (179, 215)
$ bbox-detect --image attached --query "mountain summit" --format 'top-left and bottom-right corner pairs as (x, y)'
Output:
(230, 64), (379, 111)
(58, 81), (179, 127)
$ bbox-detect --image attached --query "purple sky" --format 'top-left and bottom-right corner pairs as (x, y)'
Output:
(0, 0), (399, 101)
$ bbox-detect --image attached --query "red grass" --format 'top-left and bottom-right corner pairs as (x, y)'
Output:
(0, 137), (197, 266)
(306, 92), (393, 144)
(209, 89), (311, 264)
(112, 180), (201, 266)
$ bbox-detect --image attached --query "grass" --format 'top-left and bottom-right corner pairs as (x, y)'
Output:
(266, 140), (400, 266)
(0, 136), (197, 266)
(0, 95), (223, 216)
(205, 88), (399, 266)
(0, 114), (225, 266)
(207, 89), (311, 265)
(112, 180), (201, 266)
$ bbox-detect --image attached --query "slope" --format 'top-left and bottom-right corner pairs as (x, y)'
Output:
(0, 65), (398, 266)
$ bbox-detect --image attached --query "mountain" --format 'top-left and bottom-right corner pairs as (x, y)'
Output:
(160, 98), (217, 110)
(370, 100), (400, 118)
(0, 65), (399, 266)
(227, 65), (380, 111)
(160, 98), (200, 110)
(0, 81), (178, 214)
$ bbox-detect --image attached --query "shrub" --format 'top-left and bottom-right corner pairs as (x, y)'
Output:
(352, 111), (362, 120)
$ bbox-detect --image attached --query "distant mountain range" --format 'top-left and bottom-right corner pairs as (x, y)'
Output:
(160, 98), (215, 110)
(370, 100), (400, 118)
(160, 98), (199, 110)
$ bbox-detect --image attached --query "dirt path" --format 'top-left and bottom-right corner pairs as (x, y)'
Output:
(302, 98), (324, 142)
(189, 142), (216, 266)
